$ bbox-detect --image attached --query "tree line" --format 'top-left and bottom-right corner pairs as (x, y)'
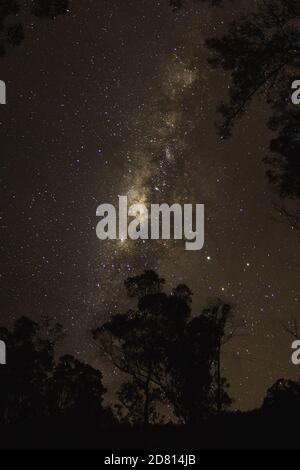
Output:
(0, 270), (300, 440)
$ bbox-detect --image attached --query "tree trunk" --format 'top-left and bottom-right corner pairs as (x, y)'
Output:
(143, 365), (152, 428)
(216, 337), (221, 413)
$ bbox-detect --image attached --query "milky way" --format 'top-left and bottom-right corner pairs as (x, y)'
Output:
(1, 0), (299, 411)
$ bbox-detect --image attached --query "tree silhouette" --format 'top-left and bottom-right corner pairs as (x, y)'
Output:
(0, 316), (56, 424)
(263, 378), (300, 416)
(163, 300), (232, 423)
(1, 310), (299, 449)
(169, 0), (223, 12)
(0, 0), (69, 57)
(31, 0), (69, 18)
(0, 316), (110, 429)
(116, 381), (163, 425)
(93, 270), (232, 426)
(205, 0), (300, 230)
(94, 271), (167, 427)
(50, 354), (112, 426)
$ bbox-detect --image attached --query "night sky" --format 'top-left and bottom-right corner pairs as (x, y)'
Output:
(1, 0), (299, 412)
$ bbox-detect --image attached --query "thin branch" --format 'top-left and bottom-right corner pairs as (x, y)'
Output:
(225, 60), (288, 132)
(279, 320), (299, 340)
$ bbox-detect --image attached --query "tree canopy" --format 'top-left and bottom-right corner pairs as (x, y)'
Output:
(0, 0), (69, 57)
(94, 270), (232, 426)
(205, 0), (300, 229)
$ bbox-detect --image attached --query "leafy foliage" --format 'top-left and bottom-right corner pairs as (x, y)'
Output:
(94, 270), (232, 425)
(0, 0), (69, 57)
(205, 0), (300, 228)
(31, 0), (69, 18)
(0, 316), (109, 426)
(169, 0), (223, 12)
(263, 378), (300, 413)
